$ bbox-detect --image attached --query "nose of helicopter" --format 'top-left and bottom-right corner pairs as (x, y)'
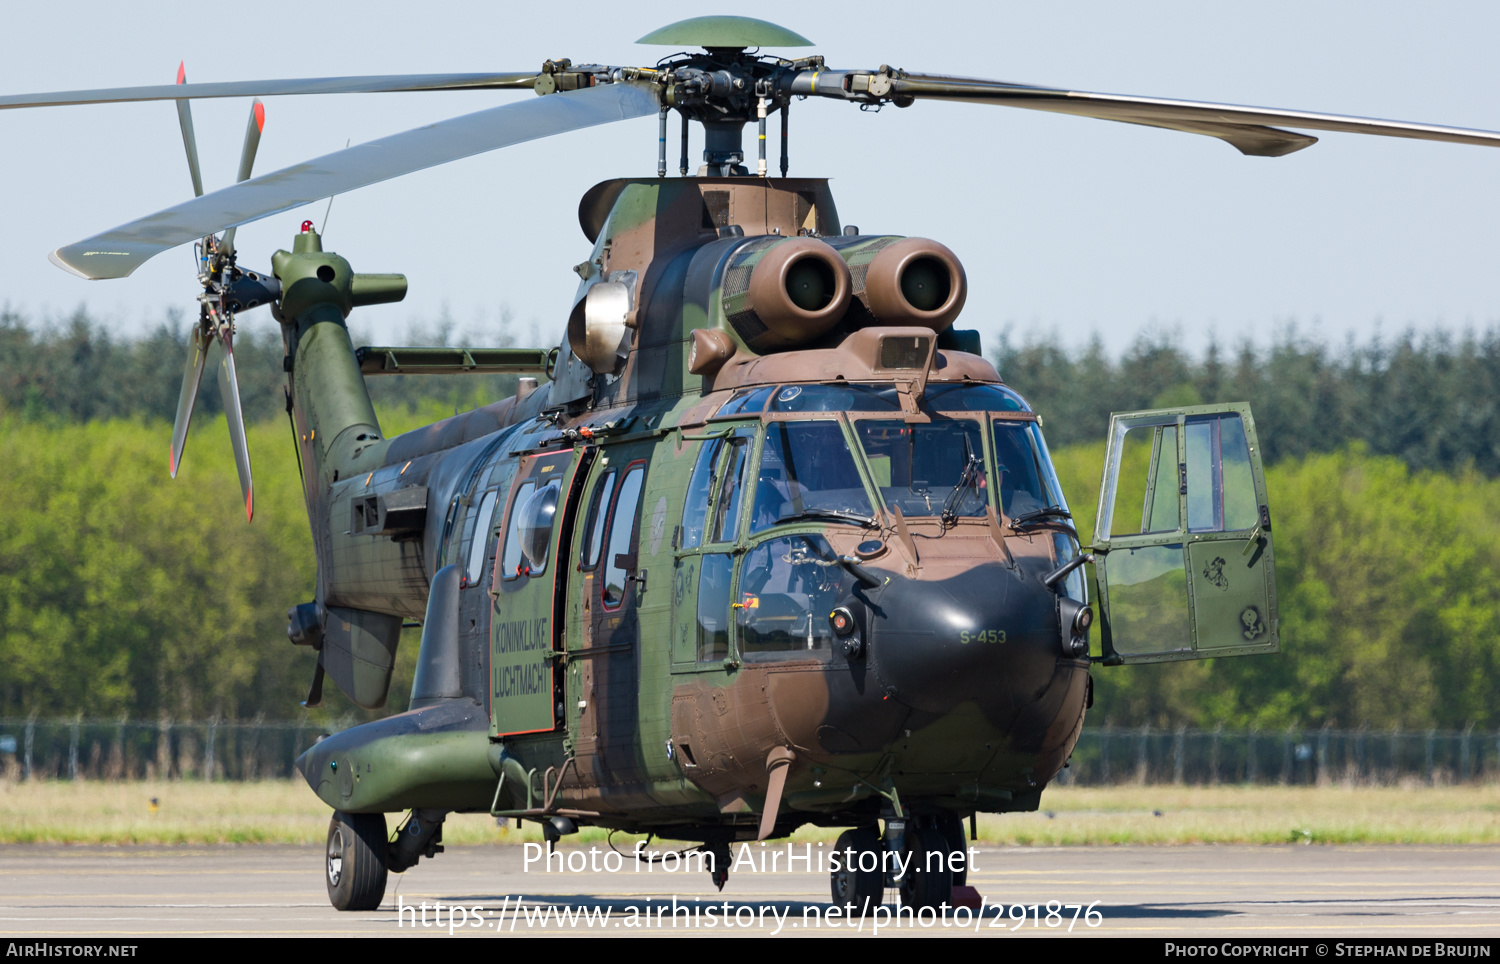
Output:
(865, 560), (1063, 718)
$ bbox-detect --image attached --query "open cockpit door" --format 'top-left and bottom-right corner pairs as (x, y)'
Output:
(1091, 403), (1277, 664)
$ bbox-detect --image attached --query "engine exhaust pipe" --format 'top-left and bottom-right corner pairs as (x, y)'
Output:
(861, 237), (967, 331)
(722, 237), (853, 351)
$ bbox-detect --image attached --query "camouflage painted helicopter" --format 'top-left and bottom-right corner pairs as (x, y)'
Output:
(8, 14), (1499, 913)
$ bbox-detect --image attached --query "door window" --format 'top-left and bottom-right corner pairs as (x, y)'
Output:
(602, 463), (645, 609)
(1092, 404), (1277, 664)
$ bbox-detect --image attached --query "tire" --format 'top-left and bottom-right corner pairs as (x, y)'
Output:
(935, 812), (968, 887)
(326, 811), (389, 911)
(830, 827), (884, 915)
(899, 825), (953, 910)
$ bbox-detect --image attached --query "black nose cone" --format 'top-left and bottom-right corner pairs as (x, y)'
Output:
(865, 563), (1060, 716)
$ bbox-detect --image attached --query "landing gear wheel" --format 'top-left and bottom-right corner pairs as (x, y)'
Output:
(935, 812), (968, 887)
(326, 811), (389, 911)
(830, 826), (884, 915)
(899, 825), (953, 910)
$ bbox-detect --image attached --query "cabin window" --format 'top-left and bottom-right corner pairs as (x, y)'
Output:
(602, 464), (645, 609)
(749, 420), (873, 532)
(516, 480), (561, 576)
(499, 481), (535, 581)
(464, 488), (500, 585)
(581, 469), (617, 570)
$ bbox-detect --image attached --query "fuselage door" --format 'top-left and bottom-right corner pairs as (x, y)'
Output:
(1091, 403), (1278, 664)
(490, 447), (586, 736)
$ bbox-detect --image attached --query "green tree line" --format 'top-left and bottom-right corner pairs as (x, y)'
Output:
(0, 307), (523, 426)
(995, 324), (1500, 473)
(1, 311), (1496, 729)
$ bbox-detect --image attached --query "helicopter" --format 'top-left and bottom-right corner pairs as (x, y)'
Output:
(6, 13), (1500, 915)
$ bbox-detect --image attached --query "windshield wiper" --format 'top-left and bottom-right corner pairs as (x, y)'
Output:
(940, 444), (984, 526)
(1009, 507), (1078, 539)
(775, 509), (878, 528)
(1010, 507), (1072, 527)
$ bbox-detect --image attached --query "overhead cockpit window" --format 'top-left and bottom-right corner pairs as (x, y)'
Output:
(716, 387), (773, 416)
(925, 384), (1029, 413)
(766, 384), (900, 413)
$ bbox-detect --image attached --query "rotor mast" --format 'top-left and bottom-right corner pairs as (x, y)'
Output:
(636, 17), (817, 178)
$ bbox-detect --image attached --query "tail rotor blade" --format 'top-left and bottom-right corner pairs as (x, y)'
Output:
(215, 333), (255, 522)
(221, 99), (265, 255)
(174, 62), (205, 198)
(168, 321), (212, 478)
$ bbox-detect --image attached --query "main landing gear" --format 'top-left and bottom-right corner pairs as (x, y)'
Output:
(326, 812), (388, 911)
(325, 808), (448, 911)
(828, 812), (969, 914)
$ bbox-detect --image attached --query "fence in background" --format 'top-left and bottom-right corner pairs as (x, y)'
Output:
(0, 717), (354, 781)
(1056, 724), (1500, 787)
(3, 718), (1498, 785)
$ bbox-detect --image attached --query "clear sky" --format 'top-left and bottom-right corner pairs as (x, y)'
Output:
(3, 1), (1499, 359)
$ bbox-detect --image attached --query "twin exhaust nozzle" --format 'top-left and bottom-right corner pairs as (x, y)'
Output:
(724, 235), (968, 352)
(573, 231), (969, 374)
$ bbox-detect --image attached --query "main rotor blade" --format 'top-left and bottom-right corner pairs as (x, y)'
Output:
(174, 62), (205, 197)
(803, 71), (1500, 157)
(0, 72), (539, 110)
(216, 336), (254, 523)
(51, 82), (660, 279)
(221, 99), (266, 256)
(168, 322), (212, 478)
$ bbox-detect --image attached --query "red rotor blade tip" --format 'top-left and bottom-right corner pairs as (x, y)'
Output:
(176, 62), (186, 85)
(252, 100), (265, 132)
(245, 489), (254, 523)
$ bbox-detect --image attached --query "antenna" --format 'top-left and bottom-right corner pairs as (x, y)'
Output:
(321, 139), (351, 234)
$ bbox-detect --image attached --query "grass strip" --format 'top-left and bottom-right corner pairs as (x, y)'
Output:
(2, 781), (1495, 846)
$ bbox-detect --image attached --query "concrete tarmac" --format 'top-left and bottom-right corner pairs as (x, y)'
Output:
(1, 844), (1498, 938)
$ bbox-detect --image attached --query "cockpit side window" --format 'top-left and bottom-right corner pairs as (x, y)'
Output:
(711, 438), (751, 544)
(991, 421), (1051, 519)
(736, 534), (842, 658)
(680, 439), (720, 551)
